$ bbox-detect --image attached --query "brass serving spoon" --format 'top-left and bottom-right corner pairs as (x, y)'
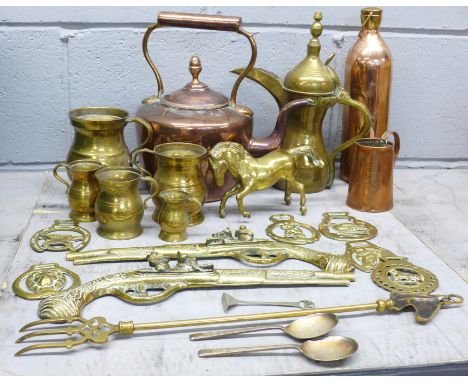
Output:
(198, 335), (358, 362)
(190, 313), (338, 341)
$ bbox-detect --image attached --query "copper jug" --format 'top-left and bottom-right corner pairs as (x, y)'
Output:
(136, 12), (312, 201)
(232, 11), (373, 193)
(67, 107), (153, 167)
(346, 131), (400, 212)
(340, 7), (392, 182)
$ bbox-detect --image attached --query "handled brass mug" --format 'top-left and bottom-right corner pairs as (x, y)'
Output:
(53, 159), (102, 222)
(67, 107), (153, 167)
(157, 189), (199, 242)
(346, 131), (400, 212)
(131, 142), (207, 226)
(95, 166), (157, 240)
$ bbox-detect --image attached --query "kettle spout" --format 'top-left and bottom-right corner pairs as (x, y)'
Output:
(231, 67), (286, 109)
(247, 98), (314, 157)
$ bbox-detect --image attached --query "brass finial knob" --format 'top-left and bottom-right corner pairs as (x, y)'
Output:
(189, 56), (202, 84)
(311, 11), (323, 39)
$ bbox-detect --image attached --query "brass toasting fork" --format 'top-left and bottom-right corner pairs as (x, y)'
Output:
(15, 293), (463, 356)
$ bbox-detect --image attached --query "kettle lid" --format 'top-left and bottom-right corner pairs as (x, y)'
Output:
(161, 56), (229, 110)
(283, 11), (336, 96)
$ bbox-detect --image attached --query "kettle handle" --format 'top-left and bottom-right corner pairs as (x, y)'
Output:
(142, 12), (257, 108)
(323, 88), (372, 188)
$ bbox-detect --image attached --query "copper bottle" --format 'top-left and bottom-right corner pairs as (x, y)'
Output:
(340, 7), (392, 182)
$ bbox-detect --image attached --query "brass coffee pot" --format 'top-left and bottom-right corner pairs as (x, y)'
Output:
(136, 12), (312, 201)
(232, 11), (373, 193)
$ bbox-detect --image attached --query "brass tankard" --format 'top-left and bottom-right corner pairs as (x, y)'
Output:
(95, 166), (157, 240)
(157, 189), (195, 242)
(132, 142), (207, 226)
(346, 131), (400, 212)
(67, 107), (153, 167)
(53, 159), (102, 222)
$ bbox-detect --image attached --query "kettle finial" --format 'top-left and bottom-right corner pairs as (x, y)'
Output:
(310, 11), (323, 41)
(189, 56), (202, 84)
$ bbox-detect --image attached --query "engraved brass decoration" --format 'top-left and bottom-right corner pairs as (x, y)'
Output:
(67, 225), (355, 274)
(208, 141), (324, 218)
(266, 214), (320, 244)
(319, 212), (377, 241)
(30, 220), (91, 253)
(37, 255), (354, 319)
(15, 293), (463, 355)
(344, 241), (395, 272)
(372, 256), (439, 294)
(13, 264), (81, 300)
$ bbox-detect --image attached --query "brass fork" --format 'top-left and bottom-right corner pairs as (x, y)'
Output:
(15, 293), (463, 356)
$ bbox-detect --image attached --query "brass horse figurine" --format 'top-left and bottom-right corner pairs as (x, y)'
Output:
(208, 142), (324, 218)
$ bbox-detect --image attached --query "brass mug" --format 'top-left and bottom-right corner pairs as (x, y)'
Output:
(157, 189), (196, 242)
(67, 107), (153, 167)
(53, 159), (102, 222)
(95, 166), (157, 240)
(131, 142), (207, 226)
(346, 131), (400, 212)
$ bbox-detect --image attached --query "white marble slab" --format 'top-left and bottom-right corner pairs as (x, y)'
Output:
(0, 170), (467, 375)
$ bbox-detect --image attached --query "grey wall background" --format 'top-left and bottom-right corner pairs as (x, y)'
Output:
(1, 6), (467, 168)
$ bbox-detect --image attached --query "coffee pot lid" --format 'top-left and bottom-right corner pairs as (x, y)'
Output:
(283, 11), (336, 96)
(161, 56), (229, 110)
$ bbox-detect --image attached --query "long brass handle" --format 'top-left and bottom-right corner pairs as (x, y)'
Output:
(126, 117), (154, 166)
(190, 324), (284, 341)
(199, 344), (299, 358)
(52, 163), (70, 190)
(142, 12), (257, 107)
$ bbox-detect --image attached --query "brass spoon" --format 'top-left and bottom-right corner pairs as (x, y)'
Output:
(190, 313), (338, 341)
(198, 335), (358, 362)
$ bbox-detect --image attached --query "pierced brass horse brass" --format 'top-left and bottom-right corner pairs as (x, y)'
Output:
(319, 212), (377, 242)
(266, 214), (320, 244)
(30, 220), (91, 252)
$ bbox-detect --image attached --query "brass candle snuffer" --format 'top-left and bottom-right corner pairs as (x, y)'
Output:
(30, 219), (91, 253)
(66, 225), (355, 274)
(231, 11), (372, 193)
(135, 11), (313, 202)
(53, 159), (102, 222)
(15, 293), (463, 356)
(36, 254), (354, 320)
(340, 7), (392, 182)
(208, 142), (324, 218)
(66, 107), (153, 168)
(221, 292), (314, 312)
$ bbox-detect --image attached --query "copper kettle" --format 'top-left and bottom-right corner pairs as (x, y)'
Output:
(136, 12), (312, 201)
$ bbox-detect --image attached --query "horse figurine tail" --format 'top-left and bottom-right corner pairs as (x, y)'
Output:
(287, 145), (325, 168)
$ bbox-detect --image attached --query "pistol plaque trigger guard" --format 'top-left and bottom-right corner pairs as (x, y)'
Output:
(115, 282), (187, 304)
(236, 250), (288, 266)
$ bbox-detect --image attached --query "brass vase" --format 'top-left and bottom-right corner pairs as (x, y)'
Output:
(132, 142), (207, 226)
(67, 107), (153, 168)
(53, 159), (102, 222)
(340, 7), (392, 182)
(95, 166), (157, 240)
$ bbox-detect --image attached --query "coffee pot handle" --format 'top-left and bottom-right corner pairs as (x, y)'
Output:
(125, 117), (154, 166)
(53, 163), (70, 191)
(324, 89), (372, 188)
(142, 12), (257, 108)
(381, 131), (401, 164)
(130, 148), (155, 177)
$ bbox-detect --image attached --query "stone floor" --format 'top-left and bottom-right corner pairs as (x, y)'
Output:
(0, 168), (467, 375)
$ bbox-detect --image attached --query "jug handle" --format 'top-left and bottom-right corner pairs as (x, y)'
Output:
(53, 163), (70, 191)
(323, 88), (372, 188)
(381, 131), (400, 164)
(130, 148), (154, 178)
(142, 176), (159, 209)
(142, 12), (257, 108)
(126, 117), (154, 166)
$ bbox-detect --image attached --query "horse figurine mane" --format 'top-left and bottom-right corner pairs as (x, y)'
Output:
(209, 142), (251, 160)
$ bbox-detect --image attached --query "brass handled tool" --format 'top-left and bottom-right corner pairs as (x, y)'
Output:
(67, 225), (355, 274)
(198, 336), (358, 362)
(15, 293), (462, 356)
(222, 292), (314, 312)
(37, 254), (353, 319)
(190, 313), (337, 341)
